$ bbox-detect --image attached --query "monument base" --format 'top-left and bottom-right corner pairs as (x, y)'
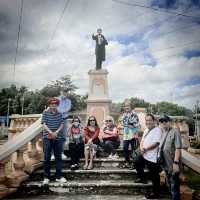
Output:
(87, 100), (111, 127)
(87, 69), (112, 126)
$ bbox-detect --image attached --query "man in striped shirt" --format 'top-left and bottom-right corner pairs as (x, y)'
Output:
(41, 97), (67, 185)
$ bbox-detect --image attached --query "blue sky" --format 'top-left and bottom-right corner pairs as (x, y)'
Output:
(0, 0), (200, 108)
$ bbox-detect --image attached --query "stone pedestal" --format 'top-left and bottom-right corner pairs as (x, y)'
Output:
(87, 69), (112, 126)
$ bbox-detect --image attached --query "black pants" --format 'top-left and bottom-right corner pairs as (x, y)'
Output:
(96, 58), (102, 70)
(135, 155), (160, 196)
(123, 139), (138, 163)
(69, 142), (84, 165)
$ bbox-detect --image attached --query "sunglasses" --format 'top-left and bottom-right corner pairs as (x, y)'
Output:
(159, 120), (168, 123)
(89, 119), (95, 122)
(105, 120), (112, 122)
(73, 120), (79, 122)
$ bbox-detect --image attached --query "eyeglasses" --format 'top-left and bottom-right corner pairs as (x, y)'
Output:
(105, 120), (112, 122)
(159, 120), (168, 123)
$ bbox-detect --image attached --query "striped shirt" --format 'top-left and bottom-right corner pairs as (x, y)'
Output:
(41, 110), (64, 139)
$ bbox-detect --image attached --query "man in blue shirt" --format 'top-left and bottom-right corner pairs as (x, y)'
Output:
(57, 88), (72, 136)
(56, 88), (72, 159)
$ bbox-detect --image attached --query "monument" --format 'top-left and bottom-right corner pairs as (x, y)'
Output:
(87, 29), (111, 126)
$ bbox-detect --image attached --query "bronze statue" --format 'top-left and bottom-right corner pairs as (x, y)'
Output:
(92, 28), (108, 70)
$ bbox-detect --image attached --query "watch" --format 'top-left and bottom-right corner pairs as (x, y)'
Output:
(173, 161), (179, 165)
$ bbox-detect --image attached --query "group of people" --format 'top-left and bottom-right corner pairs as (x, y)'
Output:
(41, 93), (182, 200)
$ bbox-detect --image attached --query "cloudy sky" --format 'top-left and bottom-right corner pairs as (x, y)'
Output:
(0, 0), (200, 109)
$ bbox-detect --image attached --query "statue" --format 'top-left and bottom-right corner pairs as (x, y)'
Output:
(92, 28), (108, 70)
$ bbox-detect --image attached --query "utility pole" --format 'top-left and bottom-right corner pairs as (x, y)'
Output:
(21, 94), (25, 115)
(7, 98), (11, 127)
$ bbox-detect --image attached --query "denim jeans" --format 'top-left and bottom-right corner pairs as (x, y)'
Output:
(123, 139), (138, 163)
(103, 140), (120, 155)
(43, 138), (64, 179)
(166, 171), (180, 200)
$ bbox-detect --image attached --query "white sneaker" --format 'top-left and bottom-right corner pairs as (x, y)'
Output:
(62, 153), (67, 159)
(108, 154), (113, 159)
(51, 154), (55, 160)
(42, 178), (50, 185)
(56, 177), (67, 183)
(112, 154), (119, 159)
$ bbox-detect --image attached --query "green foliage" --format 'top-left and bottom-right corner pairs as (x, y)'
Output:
(155, 101), (187, 116)
(0, 75), (86, 115)
(190, 140), (200, 149)
(41, 75), (77, 97)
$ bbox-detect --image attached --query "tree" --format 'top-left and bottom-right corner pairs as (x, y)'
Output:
(41, 75), (77, 97)
(155, 101), (187, 116)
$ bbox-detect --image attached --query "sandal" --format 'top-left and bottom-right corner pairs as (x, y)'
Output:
(83, 164), (88, 170)
(87, 164), (93, 170)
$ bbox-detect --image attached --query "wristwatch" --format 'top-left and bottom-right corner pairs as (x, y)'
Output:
(173, 161), (179, 165)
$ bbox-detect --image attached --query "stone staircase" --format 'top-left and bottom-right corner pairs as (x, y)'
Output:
(8, 148), (158, 198)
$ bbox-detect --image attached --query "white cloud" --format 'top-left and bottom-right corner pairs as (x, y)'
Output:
(0, 0), (200, 109)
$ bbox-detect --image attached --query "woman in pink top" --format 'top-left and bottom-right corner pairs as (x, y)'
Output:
(101, 116), (120, 159)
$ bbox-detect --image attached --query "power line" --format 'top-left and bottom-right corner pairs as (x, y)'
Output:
(112, 0), (200, 21)
(151, 40), (200, 54)
(13, 0), (24, 83)
(46, 0), (70, 51)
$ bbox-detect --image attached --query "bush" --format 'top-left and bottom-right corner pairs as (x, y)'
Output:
(190, 140), (200, 149)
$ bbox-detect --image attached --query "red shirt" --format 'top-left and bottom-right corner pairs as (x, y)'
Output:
(84, 127), (100, 144)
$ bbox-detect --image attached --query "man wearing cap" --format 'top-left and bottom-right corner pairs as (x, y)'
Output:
(92, 28), (108, 70)
(159, 115), (182, 200)
(41, 97), (67, 185)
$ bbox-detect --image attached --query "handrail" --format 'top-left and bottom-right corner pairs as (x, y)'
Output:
(182, 149), (200, 174)
(0, 118), (42, 161)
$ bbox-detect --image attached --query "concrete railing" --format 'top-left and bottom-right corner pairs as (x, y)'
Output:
(182, 149), (200, 174)
(0, 114), (43, 199)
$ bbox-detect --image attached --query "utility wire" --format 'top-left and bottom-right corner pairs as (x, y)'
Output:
(112, 0), (200, 21)
(46, 0), (70, 51)
(13, 0), (24, 83)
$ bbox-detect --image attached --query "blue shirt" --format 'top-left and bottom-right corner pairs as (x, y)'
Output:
(41, 110), (64, 139)
(57, 95), (71, 118)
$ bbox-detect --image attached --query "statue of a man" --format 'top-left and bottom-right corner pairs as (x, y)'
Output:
(92, 28), (108, 70)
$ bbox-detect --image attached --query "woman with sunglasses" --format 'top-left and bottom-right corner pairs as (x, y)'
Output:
(68, 116), (84, 170)
(83, 116), (100, 170)
(101, 116), (120, 159)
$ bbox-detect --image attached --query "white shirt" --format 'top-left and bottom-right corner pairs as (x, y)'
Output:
(142, 127), (162, 163)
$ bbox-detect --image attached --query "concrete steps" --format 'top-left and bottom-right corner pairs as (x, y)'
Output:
(30, 168), (147, 181)
(11, 146), (166, 197)
(50, 157), (126, 168)
(4, 194), (169, 200)
(21, 179), (152, 196)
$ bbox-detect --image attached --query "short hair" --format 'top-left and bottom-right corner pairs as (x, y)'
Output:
(145, 113), (155, 121)
(104, 115), (114, 124)
(97, 28), (102, 32)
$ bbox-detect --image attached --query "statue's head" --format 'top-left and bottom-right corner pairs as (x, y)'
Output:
(97, 28), (102, 34)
